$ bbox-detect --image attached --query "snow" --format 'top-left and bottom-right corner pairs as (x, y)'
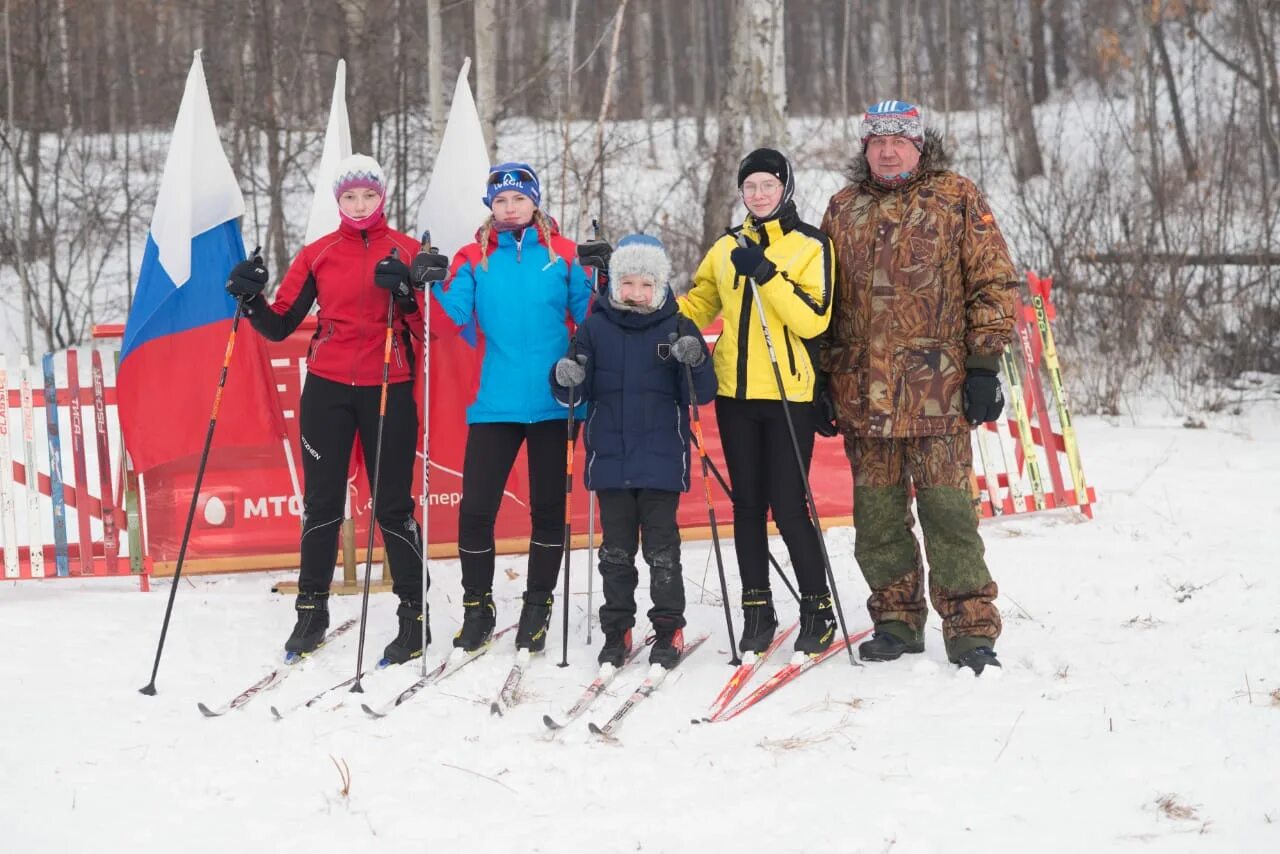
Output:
(4, 396), (1279, 852)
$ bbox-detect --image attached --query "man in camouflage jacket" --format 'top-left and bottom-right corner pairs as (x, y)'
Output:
(820, 100), (1016, 674)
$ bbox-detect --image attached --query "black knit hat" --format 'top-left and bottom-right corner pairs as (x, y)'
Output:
(736, 148), (795, 218)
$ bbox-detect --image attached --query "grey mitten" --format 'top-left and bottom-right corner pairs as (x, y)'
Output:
(555, 355), (588, 387)
(670, 335), (706, 367)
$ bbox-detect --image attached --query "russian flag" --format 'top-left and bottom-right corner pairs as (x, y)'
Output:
(117, 51), (285, 473)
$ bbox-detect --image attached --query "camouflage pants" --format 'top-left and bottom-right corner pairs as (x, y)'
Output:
(846, 433), (1001, 660)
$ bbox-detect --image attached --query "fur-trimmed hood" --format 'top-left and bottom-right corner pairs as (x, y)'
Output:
(845, 128), (952, 188)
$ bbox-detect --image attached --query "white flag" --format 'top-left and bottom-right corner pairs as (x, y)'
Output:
(416, 58), (491, 258)
(148, 50), (244, 287)
(304, 59), (352, 243)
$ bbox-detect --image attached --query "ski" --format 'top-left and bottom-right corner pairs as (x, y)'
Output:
(90, 351), (120, 574)
(543, 634), (649, 732)
(42, 354), (70, 577)
(588, 632), (710, 742)
(362, 624), (516, 719)
(490, 648), (537, 717)
(712, 627), (874, 723)
(695, 621), (798, 724)
(198, 618), (357, 717)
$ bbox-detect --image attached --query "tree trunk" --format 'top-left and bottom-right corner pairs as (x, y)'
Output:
(474, 0), (498, 160)
(743, 0), (787, 148)
(252, 0), (288, 266)
(701, 0), (750, 249)
(1049, 0), (1069, 89)
(1030, 0), (1049, 103)
(691, 0), (707, 147)
(427, 0), (443, 156)
(1151, 18), (1197, 180)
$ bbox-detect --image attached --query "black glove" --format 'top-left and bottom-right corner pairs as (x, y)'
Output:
(813, 372), (840, 437)
(374, 253), (417, 312)
(226, 255), (269, 302)
(730, 244), (776, 283)
(963, 369), (1005, 425)
(576, 239), (613, 272)
(410, 250), (450, 289)
(670, 335), (705, 367)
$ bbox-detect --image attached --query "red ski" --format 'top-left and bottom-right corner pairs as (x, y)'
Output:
(695, 621), (797, 724)
(712, 626), (873, 723)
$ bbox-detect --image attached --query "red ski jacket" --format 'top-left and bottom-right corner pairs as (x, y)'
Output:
(247, 216), (423, 386)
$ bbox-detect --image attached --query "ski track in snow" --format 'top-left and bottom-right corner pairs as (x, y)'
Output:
(2, 406), (1279, 852)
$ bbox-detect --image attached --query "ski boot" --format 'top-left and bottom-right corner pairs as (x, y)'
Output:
(453, 590), (496, 651)
(515, 590), (554, 653)
(597, 625), (633, 668)
(649, 626), (685, 670)
(794, 593), (836, 656)
(285, 591), (330, 657)
(955, 646), (1001, 676)
(858, 625), (925, 662)
(382, 600), (429, 665)
(738, 588), (778, 654)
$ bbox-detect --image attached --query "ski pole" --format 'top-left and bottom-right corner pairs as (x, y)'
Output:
(417, 231), (434, 677)
(690, 432), (800, 604)
(139, 247), (259, 696)
(584, 218), (600, 646)
(735, 233), (857, 666)
(558, 338), (579, 669)
(676, 332), (741, 666)
(351, 249), (401, 693)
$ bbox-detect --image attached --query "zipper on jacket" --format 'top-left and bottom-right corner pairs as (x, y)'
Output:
(784, 325), (798, 378)
(515, 228), (525, 263)
(311, 321), (335, 363)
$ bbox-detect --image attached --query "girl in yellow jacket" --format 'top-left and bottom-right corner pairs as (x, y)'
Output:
(680, 148), (835, 656)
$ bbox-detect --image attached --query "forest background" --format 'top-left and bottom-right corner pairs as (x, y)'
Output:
(1, 0), (1277, 415)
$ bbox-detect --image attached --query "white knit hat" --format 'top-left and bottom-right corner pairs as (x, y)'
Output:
(332, 153), (385, 198)
(608, 234), (672, 312)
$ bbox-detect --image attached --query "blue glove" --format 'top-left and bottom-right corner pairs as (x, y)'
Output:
(730, 244), (776, 283)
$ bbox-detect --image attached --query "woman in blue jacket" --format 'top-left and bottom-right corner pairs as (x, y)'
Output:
(429, 163), (593, 652)
(551, 235), (717, 669)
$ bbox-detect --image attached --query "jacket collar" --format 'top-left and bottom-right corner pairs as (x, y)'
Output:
(597, 292), (678, 330)
(338, 214), (390, 241)
(742, 200), (800, 245)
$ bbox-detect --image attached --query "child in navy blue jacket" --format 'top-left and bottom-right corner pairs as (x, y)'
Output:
(552, 235), (717, 669)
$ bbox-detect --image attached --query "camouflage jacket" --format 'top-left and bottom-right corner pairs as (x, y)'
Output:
(820, 134), (1017, 438)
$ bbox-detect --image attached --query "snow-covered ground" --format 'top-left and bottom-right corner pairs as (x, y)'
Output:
(3, 398), (1279, 853)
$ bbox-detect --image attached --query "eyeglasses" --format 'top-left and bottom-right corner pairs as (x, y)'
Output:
(488, 168), (535, 186)
(742, 180), (782, 197)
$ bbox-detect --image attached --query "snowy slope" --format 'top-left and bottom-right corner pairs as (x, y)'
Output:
(3, 400), (1279, 853)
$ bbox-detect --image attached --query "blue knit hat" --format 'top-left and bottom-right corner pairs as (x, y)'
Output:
(608, 234), (671, 312)
(484, 162), (541, 208)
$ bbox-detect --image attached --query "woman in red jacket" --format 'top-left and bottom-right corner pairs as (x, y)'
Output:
(225, 154), (446, 665)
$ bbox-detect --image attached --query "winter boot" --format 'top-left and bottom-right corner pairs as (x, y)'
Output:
(597, 625), (633, 668)
(285, 591), (330, 656)
(794, 593), (837, 656)
(955, 646), (1001, 676)
(382, 600), (429, 665)
(453, 590), (496, 651)
(857, 625), (925, 662)
(649, 627), (685, 669)
(738, 588), (778, 654)
(515, 590), (554, 653)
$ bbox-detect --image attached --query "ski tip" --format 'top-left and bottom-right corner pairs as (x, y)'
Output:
(490, 701), (504, 717)
(268, 705), (284, 720)
(196, 702), (220, 718)
(542, 714), (562, 731)
(360, 703), (384, 719)
(587, 722), (617, 743)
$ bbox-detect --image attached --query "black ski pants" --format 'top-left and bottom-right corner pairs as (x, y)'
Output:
(596, 489), (687, 634)
(457, 420), (568, 596)
(297, 374), (423, 601)
(715, 395), (828, 597)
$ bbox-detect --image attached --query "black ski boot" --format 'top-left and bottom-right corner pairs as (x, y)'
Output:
(515, 590), (554, 652)
(597, 625), (633, 668)
(382, 600), (429, 665)
(285, 591), (330, 656)
(738, 588), (778, 654)
(649, 627), (685, 669)
(453, 590), (496, 651)
(858, 627), (925, 662)
(794, 593), (836, 656)
(955, 646), (1001, 676)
